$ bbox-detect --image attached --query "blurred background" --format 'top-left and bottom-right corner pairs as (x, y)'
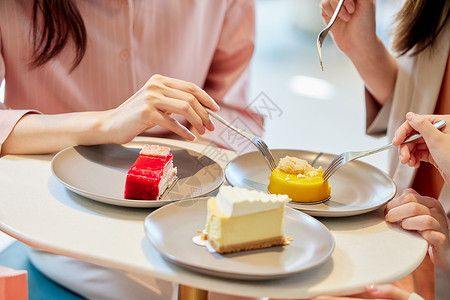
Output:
(0, 0), (402, 267)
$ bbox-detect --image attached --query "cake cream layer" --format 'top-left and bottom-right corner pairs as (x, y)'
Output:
(215, 185), (290, 217)
(206, 197), (287, 254)
(124, 144), (177, 200)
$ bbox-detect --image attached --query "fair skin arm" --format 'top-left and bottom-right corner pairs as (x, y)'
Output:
(1, 74), (220, 155)
(320, 0), (397, 105)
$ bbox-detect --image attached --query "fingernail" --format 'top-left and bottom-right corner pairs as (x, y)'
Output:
(208, 121), (216, 131)
(346, 2), (355, 13)
(188, 133), (197, 141)
(366, 284), (377, 292)
(341, 12), (350, 22)
(406, 112), (415, 121)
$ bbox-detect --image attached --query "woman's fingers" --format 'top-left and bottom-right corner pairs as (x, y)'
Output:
(155, 98), (208, 135)
(160, 87), (215, 131)
(344, 0), (355, 14)
(156, 75), (220, 111)
(421, 230), (448, 249)
(328, 0), (355, 22)
(399, 215), (441, 232)
(406, 113), (445, 145)
(392, 120), (414, 146)
(320, 0), (334, 23)
(364, 284), (411, 300)
(386, 202), (432, 223)
(150, 112), (197, 141)
(385, 188), (420, 211)
(143, 74), (218, 136)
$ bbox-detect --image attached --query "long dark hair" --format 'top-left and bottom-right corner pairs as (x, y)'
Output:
(31, 0), (87, 71)
(393, 0), (450, 56)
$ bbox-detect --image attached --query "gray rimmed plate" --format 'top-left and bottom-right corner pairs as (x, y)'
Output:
(225, 149), (396, 217)
(144, 198), (334, 280)
(51, 141), (224, 208)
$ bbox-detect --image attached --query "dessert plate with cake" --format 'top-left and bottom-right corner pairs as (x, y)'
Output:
(225, 149), (396, 217)
(144, 186), (334, 280)
(51, 139), (224, 208)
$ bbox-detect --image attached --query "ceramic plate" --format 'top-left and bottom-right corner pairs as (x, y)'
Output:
(51, 141), (224, 208)
(225, 149), (396, 217)
(144, 198), (334, 280)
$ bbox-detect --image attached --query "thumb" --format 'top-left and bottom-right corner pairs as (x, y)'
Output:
(406, 112), (442, 146)
(365, 284), (411, 300)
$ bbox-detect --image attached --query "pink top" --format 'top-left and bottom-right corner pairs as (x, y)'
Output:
(0, 0), (263, 153)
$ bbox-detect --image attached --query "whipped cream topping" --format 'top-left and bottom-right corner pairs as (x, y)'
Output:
(216, 186), (290, 217)
(278, 156), (323, 177)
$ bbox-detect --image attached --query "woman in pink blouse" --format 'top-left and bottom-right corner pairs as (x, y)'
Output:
(0, 1), (263, 299)
(0, 0), (263, 156)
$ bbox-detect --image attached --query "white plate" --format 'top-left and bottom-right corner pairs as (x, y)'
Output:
(144, 198), (334, 280)
(51, 140), (224, 208)
(225, 149), (396, 217)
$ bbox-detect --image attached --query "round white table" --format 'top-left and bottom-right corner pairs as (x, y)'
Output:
(0, 137), (427, 299)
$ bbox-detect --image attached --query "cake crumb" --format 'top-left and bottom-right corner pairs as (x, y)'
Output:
(286, 236), (293, 242)
(200, 233), (208, 241)
(196, 229), (202, 233)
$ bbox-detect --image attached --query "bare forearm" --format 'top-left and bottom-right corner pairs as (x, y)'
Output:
(348, 37), (398, 106)
(1, 111), (109, 155)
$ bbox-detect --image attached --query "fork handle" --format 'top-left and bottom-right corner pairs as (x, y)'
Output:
(205, 108), (247, 137)
(363, 120), (447, 158)
(327, 0), (346, 28)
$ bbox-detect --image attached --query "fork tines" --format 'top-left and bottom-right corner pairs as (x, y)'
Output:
(254, 139), (277, 171)
(322, 155), (344, 181)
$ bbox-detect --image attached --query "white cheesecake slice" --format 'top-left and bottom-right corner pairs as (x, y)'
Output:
(205, 186), (290, 254)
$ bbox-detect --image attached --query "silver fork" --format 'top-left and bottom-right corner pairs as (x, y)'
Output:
(322, 120), (447, 181)
(317, 0), (345, 71)
(205, 108), (276, 171)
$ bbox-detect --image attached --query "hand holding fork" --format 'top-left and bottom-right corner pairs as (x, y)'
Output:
(322, 120), (447, 181)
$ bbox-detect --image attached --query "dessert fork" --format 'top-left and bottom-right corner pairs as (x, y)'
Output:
(322, 120), (447, 181)
(317, 0), (345, 71)
(205, 108), (276, 171)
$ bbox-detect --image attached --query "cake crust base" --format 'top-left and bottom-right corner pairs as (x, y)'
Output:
(209, 236), (287, 254)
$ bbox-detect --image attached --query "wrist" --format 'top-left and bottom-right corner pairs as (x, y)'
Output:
(348, 37), (398, 105)
(346, 36), (386, 66)
(74, 111), (112, 146)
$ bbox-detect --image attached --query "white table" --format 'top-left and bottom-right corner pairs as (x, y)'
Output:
(0, 137), (427, 299)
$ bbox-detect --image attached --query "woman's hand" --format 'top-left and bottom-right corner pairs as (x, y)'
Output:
(393, 112), (450, 186)
(385, 188), (450, 270)
(311, 284), (412, 299)
(319, 0), (396, 105)
(320, 0), (377, 58)
(102, 74), (219, 144)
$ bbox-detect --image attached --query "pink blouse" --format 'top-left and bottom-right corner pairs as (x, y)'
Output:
(0, 0), (263, 153)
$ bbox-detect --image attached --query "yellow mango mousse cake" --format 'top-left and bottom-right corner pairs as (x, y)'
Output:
(268, 156), (331, 203)
(205, 186), (290, 254)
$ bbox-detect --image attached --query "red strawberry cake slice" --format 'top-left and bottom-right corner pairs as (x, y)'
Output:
(124, 144), (177, 200)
